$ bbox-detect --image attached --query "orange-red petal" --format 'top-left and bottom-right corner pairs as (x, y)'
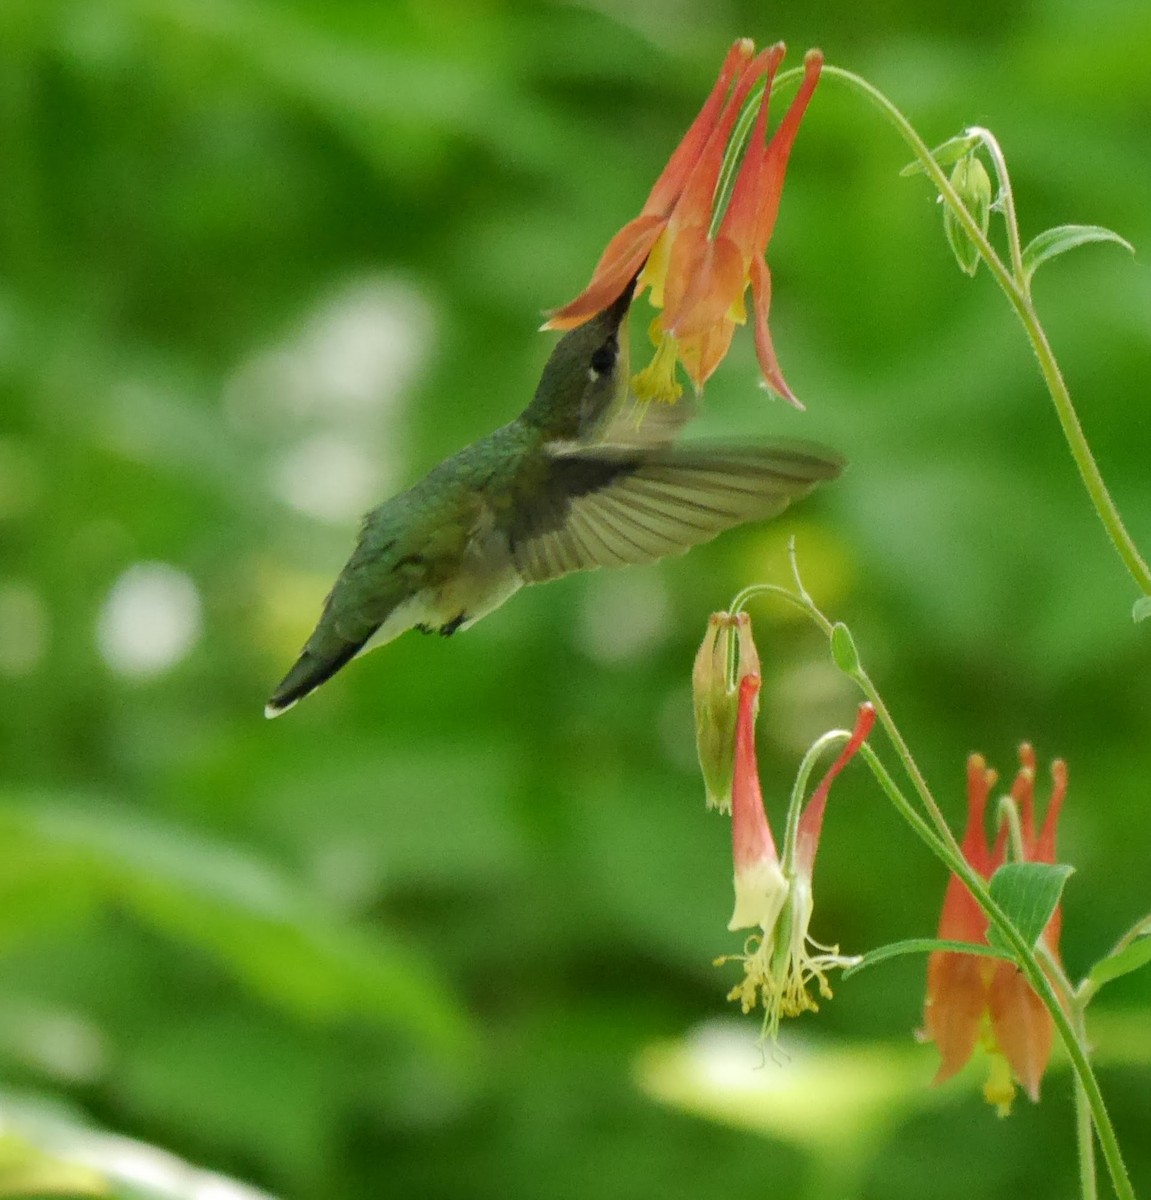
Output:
(1035, 757), (1066, 864)
(677, 320), (736, 390)
(643, 39), (754, 217)
(545, 214), (666, 330)
(731, 673), (778, 873)
(749, 257), (800, 407)
(667, 45), (783, 248)
(988, 962), (1055, 1102)
(793, 703), (876, 878)
(960, 753), (997, 875)
(715, 44), (785, 258)
(662, 227), (745, 337)
(548, 39), (757, 331)
(925, 950), (988, 1084)
(751, 49), (823, 254)
(660, 46), (785, 339)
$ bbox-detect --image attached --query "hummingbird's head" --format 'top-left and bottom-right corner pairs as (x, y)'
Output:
(523, 287), (633, 440)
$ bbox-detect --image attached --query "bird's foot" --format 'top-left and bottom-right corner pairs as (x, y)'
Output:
(439, 613), (466, 637)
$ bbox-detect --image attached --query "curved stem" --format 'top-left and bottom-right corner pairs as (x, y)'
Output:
(733, 569), (1133, 1200)
(782, 729), (851, 869)
(1073, 1002), (1100, 1200)
(860, 651), (1132, 1200)
(798, 64), (1151, 598)
(1002, 294), (1151, 595)
(969, 126), (1027, 286)
(860, 748), (1126, 1200)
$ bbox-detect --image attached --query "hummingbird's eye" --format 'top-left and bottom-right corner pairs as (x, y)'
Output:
(589, 341), (617, 376)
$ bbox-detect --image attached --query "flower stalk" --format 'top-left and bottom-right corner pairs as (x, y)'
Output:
(731, 551), (1134, 1200)
(764, 63), (1151, 599)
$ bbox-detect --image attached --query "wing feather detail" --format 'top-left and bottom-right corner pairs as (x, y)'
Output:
(510, 440), (844, 584)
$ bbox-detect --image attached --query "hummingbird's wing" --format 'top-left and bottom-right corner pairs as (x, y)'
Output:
(591, 393), (698, 449)
(507, 440), (843, 583)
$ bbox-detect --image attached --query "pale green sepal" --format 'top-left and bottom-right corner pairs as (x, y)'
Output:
(899, 131), (981, 177)
(944, 155), (992, 277)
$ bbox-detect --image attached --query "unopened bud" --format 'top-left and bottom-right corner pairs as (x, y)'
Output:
(692, 611), (760, 813)
(944, 153), (992, 277)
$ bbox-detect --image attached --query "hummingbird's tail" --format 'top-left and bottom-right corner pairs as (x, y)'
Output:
(264, 637), (367, 719)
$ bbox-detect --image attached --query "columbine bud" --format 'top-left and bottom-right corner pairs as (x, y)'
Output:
(944, 153), (993, 277)
(692, 612), (760, 813)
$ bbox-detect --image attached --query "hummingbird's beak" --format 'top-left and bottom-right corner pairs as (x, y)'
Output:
(598, 270), (639, 335)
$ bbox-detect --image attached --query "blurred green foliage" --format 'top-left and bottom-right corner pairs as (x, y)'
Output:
(1, 0), (1149, 1197)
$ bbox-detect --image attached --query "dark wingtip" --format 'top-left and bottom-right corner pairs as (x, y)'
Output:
(264, 638), (366, 719)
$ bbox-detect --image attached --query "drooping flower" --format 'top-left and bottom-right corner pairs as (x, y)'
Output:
(547, 40), (822, 406)
(719, 669), (875, 1038)
(922, 745), (1067, 1115)
(692, 611), (760, 813)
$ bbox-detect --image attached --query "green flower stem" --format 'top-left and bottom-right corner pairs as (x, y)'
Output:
(968, 126), (1027, 286)
(769, 63), (1151, 598)
(857, 745), (1124, 1200)
(1075, 1008), (1100, 1200)
(1036, 929), (1103, 1200)
(789, 65), (1142, 1194)
(852, 654), (1131, 1200)
(782, 729), (852, 871)
(730, 572), (1132, 1200)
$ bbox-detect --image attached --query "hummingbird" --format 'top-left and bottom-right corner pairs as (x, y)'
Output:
(265, 286), (843, 717)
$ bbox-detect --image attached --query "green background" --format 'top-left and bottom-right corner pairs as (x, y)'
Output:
(1, 0), (1148, 1197)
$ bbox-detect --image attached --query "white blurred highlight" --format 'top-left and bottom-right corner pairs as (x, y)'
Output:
(96, 563), (202, 677)
(224, 275), (436, 524)
(271, 432), (381, 523)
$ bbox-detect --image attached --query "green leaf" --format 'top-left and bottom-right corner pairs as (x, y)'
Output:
(1087, 917), (1151, 992)
(986, 862), (1074, 950)
(899, 131), (981, 177)
(1133, 596), (1151, 623)
(0, 800), (475, 1059)
(1022, 224), (1135, 284)
(842, 937), (1014, 978)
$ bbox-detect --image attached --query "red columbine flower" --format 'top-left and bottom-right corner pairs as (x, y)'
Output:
(721, 671), (875, 1038)
(546, 40), (822, 406)
(923, 745), (1068, 1115)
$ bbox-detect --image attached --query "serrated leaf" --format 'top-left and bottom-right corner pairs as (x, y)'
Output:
(842, 937), (1013, 978)
(1133, 596), (1151, 623)
(1022, 224), (1135, 284)
(986, 862), (1074, 950)
(899, 131), (981, 177)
